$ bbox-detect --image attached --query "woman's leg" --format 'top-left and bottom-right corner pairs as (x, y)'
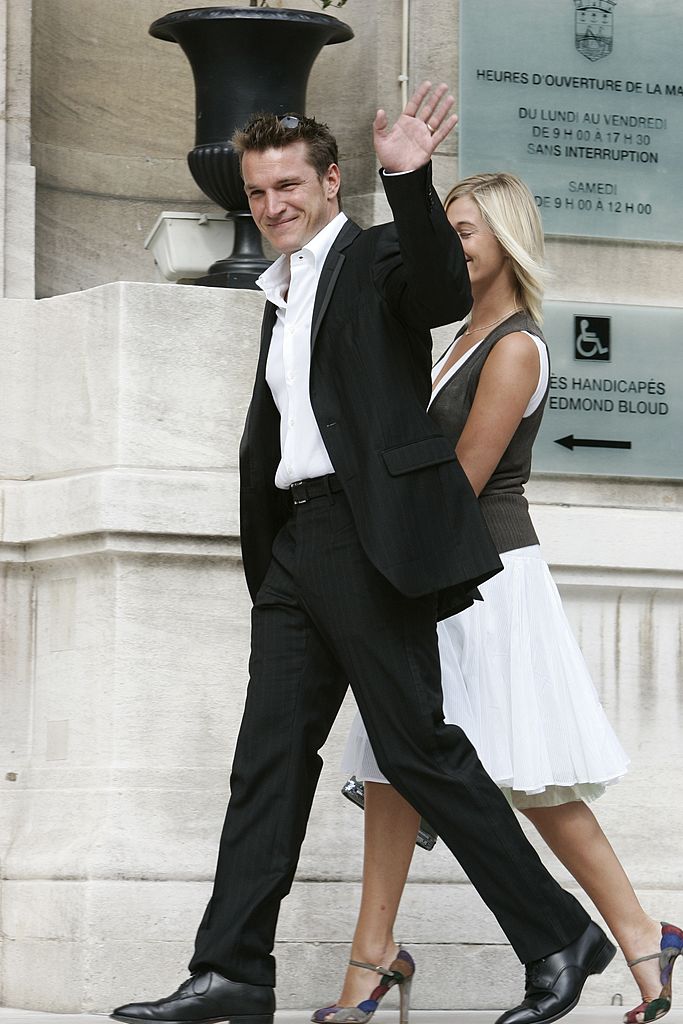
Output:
(329, 790), (664, 1013)
(333, 781), (420, 1010)
(523, 801), (662, 1002)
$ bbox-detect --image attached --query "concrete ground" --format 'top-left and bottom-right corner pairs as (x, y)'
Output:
(0, 1009), (629, 1023)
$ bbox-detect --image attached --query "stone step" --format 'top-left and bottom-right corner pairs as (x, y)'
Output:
(0, 1009), (630, 1024)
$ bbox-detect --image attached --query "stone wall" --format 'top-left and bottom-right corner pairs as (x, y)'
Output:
(1, 0), (35, 296)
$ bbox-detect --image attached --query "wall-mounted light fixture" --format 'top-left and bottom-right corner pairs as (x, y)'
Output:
(144, 212), (235, 284)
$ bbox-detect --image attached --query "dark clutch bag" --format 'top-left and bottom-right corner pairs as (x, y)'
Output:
(341, 775), (438, 852)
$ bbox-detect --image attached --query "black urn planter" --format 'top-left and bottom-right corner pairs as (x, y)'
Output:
(149, 7), (354, 289)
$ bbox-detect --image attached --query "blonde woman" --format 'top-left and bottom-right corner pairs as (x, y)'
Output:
(313, 173), (682, 1024)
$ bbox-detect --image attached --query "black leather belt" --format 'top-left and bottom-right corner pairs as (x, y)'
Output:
(289, 473), (342, 505)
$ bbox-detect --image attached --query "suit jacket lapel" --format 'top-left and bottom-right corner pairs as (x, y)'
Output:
(311, 219), (361, 352)
(256, 301), (277, 383)
(242, 300), (279, 485)
(244, 299), (276, 446)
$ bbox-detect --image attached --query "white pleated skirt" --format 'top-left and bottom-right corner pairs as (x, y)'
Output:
(341, 545), (629, 810)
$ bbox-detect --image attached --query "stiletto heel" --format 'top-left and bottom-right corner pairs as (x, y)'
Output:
(624, 922), (683, 1023)
(311, 948), (415, 1023)
(398, 972), (413, 1024)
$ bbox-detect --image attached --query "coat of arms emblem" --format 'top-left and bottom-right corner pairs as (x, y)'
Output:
(574, 0), (617, 62)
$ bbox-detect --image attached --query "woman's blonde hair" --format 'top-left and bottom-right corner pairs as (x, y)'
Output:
(444, 172), (547, 325)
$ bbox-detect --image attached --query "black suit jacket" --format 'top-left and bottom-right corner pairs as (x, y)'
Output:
(239, 163), (502, 617)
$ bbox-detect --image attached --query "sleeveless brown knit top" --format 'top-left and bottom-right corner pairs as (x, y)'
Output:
(428, 310), (549, 554)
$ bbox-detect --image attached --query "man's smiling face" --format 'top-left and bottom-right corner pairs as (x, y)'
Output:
(242, 140), (340, 255)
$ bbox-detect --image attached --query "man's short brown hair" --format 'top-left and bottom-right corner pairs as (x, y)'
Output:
(231, 112), (339, 183)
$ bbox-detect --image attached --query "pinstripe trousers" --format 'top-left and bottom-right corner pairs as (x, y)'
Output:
(189, 487), (589, 987)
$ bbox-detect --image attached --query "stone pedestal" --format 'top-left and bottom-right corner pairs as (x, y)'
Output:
(1, 283), (682, 1011)
(0, 283), (269, 1009)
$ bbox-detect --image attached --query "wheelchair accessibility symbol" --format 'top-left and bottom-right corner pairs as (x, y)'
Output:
(574, 315), (611, 360)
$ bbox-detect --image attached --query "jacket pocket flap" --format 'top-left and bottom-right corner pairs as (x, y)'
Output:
(381, 436), (456, 476)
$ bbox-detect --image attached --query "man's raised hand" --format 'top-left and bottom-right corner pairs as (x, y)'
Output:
(373, 81), (458, 173)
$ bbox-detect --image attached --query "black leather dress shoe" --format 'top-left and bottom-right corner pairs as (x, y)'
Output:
(495, 921), (616, 1024)
(111, 971), (275, 1024)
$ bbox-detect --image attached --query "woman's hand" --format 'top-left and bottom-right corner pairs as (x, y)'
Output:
(373, 81), (458, 173)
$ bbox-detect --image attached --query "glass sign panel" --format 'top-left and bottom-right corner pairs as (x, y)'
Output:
(533, 300), (682, 479)
(459, 0), (683, 242)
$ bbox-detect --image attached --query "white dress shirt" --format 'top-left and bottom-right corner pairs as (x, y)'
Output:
(256, 211), (348, 489)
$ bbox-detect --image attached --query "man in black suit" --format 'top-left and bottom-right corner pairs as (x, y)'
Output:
(113, 84), (614, 1024)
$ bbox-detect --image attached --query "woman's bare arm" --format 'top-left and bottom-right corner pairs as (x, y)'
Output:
(455, 332), (541, 497)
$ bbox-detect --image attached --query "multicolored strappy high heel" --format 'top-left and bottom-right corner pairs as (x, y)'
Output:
(624, 922), (683, 1023)
(311, 948), (415, 1024)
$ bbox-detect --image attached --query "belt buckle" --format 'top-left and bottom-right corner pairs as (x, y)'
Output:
(290, 480), (307, 505)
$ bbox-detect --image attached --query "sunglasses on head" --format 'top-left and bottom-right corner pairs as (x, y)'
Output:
(279, 114), (303, 129)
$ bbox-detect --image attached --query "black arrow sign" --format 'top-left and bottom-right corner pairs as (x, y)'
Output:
(555, 434), (632, 451)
